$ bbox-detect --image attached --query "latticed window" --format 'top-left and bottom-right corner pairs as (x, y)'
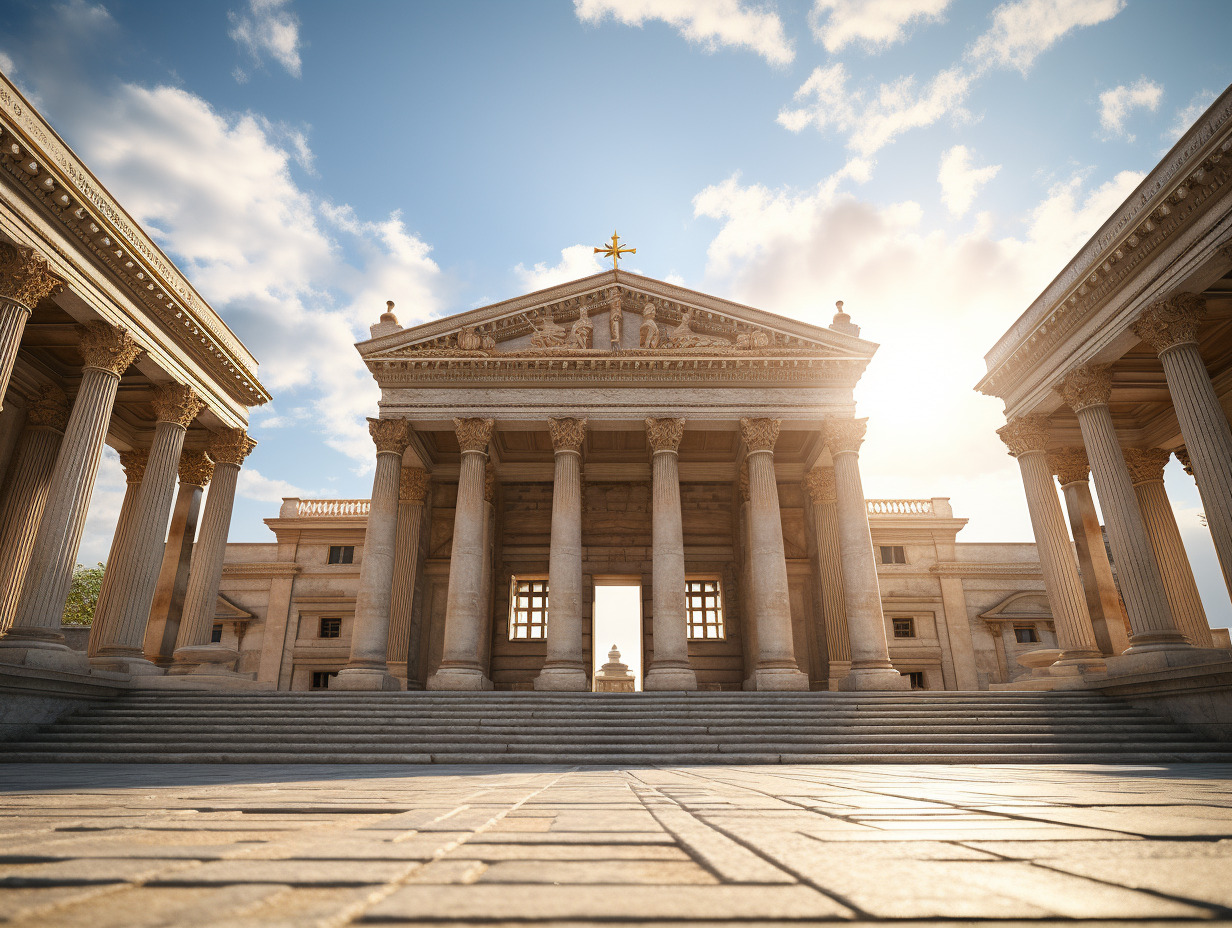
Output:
(509, 578), (548, 640)
(328, 545), (354, 565)
(892, 617), (915, 638)
(879, 545), (907, 564)
(685, 579), (725, 640)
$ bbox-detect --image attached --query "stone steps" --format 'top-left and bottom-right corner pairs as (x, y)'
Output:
(3, 690), (1227, 764)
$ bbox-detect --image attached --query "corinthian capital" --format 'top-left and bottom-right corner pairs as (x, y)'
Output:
(25, 384), (69, 431)
(208, 428), (257, 467)
(453, 417), (494, 454)
(1056, 364), (1112, 413)
(152, 383), (204, 428)
(549, 417), (586, 454)
(0, 242), (62, 311)
(1122, 447), (1170, 486)
(997, 414), (1050, 458)
(644, 417), (684, 453)
(823, 417), (867, 455)
(1047, 447), (1089, 486)
(1175, 446), (1193, 476)
(1133, 293), (1205, 354)
(78, 321), (141, 376)
(177, 450), (214, 488)
(739, 417), (781, 453)
(369, 417), (411, 455)
(802, 467), (836, 504)
(118, 447), (149, 484)
(400, 466), (429, 502)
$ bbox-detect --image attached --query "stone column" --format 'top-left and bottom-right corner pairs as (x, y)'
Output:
(736, 463), (758, 689)
(803, 467), (851, 686)
(84, 448), (146, 658)
(536, 417), (588, 691)
(170, 428), (257, 672)
(427, 417), (495, 690)
(0, 322), (140, 667)
(1048, 447), (1130, 656)
(1123, 447), (1213, 648)
(0, 386), (70, 632)
(825, 418), (910, 690)
(1057, 365), (1191, 652)
(998, 417), (1105, 666)
(387, 467), (428, 683)
(89, 383), (204, 674)
(741, 418), (809, 691)
(1134, 294), (1232, 599)
(0, 402), (27, 491)
(336, 418), (411, 690)
(0, 244), (61, 411)
(643, 417), (696, 691)
(143, 451), (213, 663)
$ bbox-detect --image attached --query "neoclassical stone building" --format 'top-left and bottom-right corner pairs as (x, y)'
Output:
(979, 84), (1232, 679)
(0, 70), (268, 682)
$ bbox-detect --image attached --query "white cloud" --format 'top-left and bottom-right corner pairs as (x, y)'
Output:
(1163, 88), (1217, 146)
(968, 0), (1125, 74)
(514, 244), (606, 291)
(573, 0), (794, 66)
(0, 50), (15, 76)
(237, 467), (335, 504)
(937, 145), (1001, 217)
(809, 0), (951, 53)
(228, 0), (303, 78)
(1098, 77), (1163, 141)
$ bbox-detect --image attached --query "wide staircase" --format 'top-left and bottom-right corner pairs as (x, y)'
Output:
(2, 690), (1230, 764)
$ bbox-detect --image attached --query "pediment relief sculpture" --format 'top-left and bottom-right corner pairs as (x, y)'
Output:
(665, 307), (733, 349)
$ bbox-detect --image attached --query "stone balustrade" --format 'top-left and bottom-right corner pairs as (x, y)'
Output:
(866, 499), (934, 515)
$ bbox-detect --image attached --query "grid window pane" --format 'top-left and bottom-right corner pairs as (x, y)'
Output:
(509, 579), (548, 640)
(685, 579), (725, 640)
(880, 545), (907, 564)
(892, 617), (915, 638)
(328, 545), (354, 565)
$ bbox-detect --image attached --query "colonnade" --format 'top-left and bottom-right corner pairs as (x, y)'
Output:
(339, 413), (908, 691)
(999, 293), (1228, 660)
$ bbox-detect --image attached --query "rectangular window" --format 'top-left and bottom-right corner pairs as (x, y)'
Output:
(210, 623), (223, 643)
(327, 545), (354, 565)
(685, 579), (725, 640)
(319, 616), (341, 639)
(1014, 625), (1040, 644)
(892, 617), (915, 639)
(311, 671), (337, 689)
(908, 671), (926, 690)
(879, 545), (907, 565)
(509, 578), (548, 640)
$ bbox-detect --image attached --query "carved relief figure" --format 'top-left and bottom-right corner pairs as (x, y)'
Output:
(528, 309), (567, 348)
(563, 305), (594, 349)
(640, 302), (661, 348)
(666, 307), (731, 348)
(456, 325), (483, 351)
(735, 326), (770, 350)
(479, 327), (497, 350)
(608, 288), (623, 346)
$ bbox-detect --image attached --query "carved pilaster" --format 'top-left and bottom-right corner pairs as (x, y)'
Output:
(484, 460), (495, 502)
(78, 322), (141, 376)
(1122, 447), (1171, 486)
(739, 417), (780, 453)
(400, 467), (429, 502)
(549, 417), (586, 454)
(24, 385), (69, 431)
(118, 448), (149, 485)
(0, 242), (62, 310)
(209, 428), (257, 467)
(737, 460), (750, 503)
(453, 417), (494, 454)
(997, 414), (1050, 458)
(824, 417), (868, 455)
(1056, 364), (1113, 412)
(1133, 293), (1205, 354)
(1048, 447), (1089, 486)
(802, 467), (837, 504)
(645, 417), (684, 453)
(177, 450), (214, 488)
(369, 417), (410, 455)
(151, 383), (204, 428)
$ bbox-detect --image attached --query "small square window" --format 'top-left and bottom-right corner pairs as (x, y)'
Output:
(879, 545), (907, 564)
(907, 671), (926, 689)
(892, 617), (915, 638)
(319, 616), (341, 639)
(509, 578), (548, 640)
(311, 671), (337, 689)
(328, 545), (354, 565)
(685, 579), (725, 640)
(210, 623), (223, 643)
(1014, 625), (1039, 644)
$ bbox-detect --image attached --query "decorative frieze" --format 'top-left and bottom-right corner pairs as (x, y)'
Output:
(78, 321), (141, 376)
(453, 417), (494, 454)
(1133, 293), (1205, 354)
(1048, 447), (1090, 486)
(1056, 364), (1113, 413)
(802, 467), (836, 504)
(118, 447), (148, 485)
(177, 450), (214, 488)
(644, 417), (684, 454)
(400, 466), (429, 502)
(24, 384), (69, 430)
(209, 428), (257, 467)
(151, 383), (203, 428)
(997, 414), (1050, 458)
(823, 417), (867, 455)
(739, 417), (780, 453)
(0, 242), (61, 310)
(1122, 447), (1171, 486)
(549, 417), (586, 454)
(368, 417), (411, 455)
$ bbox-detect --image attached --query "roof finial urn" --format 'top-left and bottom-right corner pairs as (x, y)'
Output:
(370, 299), (402, 339)
(829, 299), (860, 337)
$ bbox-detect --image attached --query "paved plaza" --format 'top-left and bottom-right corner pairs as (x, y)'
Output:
(0, 764), (1230, 925)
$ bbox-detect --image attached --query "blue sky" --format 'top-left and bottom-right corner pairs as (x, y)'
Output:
(1, 0), (1230, 628)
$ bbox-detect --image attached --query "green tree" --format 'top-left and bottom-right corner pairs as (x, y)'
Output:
(61, 562), (105, 626)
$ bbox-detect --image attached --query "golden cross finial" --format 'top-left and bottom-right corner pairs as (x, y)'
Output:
(594, 230), (635, 270)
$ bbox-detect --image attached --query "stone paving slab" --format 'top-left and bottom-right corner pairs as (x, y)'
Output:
(0, 763), (1230, 925)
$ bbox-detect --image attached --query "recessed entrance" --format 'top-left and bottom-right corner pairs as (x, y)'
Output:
(591, 578), (643, 691)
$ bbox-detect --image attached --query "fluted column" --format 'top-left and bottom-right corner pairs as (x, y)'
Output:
(84, 448), (147, 658)
(1134, 294), (1232, 600)
(1123, 447), (1213, 648)
(388, 467), (428, 684)
(90, 383), (204, 673)
(143, 451), (213, 663)
(737, 463), (758, 688)
(170, 429), (257, 671)
(1048, 448), (1130, 656)
(536, 417), (588, 691)
(335, 418), (411, 690)
(825, 419), (909, 690)
(998, 417), (1104, 667)
(742, 418), (808, 691)
(427, 417), (495, 690)
(804, 467), (851, 687)
(0, 244), (61, 411)
(1058, 365), (1191, 653)
(0, 322), (140, 664)
(643, 417), (696, 691)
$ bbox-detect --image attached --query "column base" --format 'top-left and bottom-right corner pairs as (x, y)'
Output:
(1103, 646), (1231, 677)
(88, 655), (165, 677)
(0, 625), (70, 650)
(826, 660), (852, 691)
(168, 644), (241, 676)
(838, 667), (911, 691)
(534, 666), (589, 691)
(751, 667), (810, 691)
(1124, 632), (1196, 654)
(426, 666), (493, 690)
(643, 665), (696, 691)
(332, 668), (404, 691)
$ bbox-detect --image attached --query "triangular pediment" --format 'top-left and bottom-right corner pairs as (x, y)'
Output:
(357, 271), (877, 363)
